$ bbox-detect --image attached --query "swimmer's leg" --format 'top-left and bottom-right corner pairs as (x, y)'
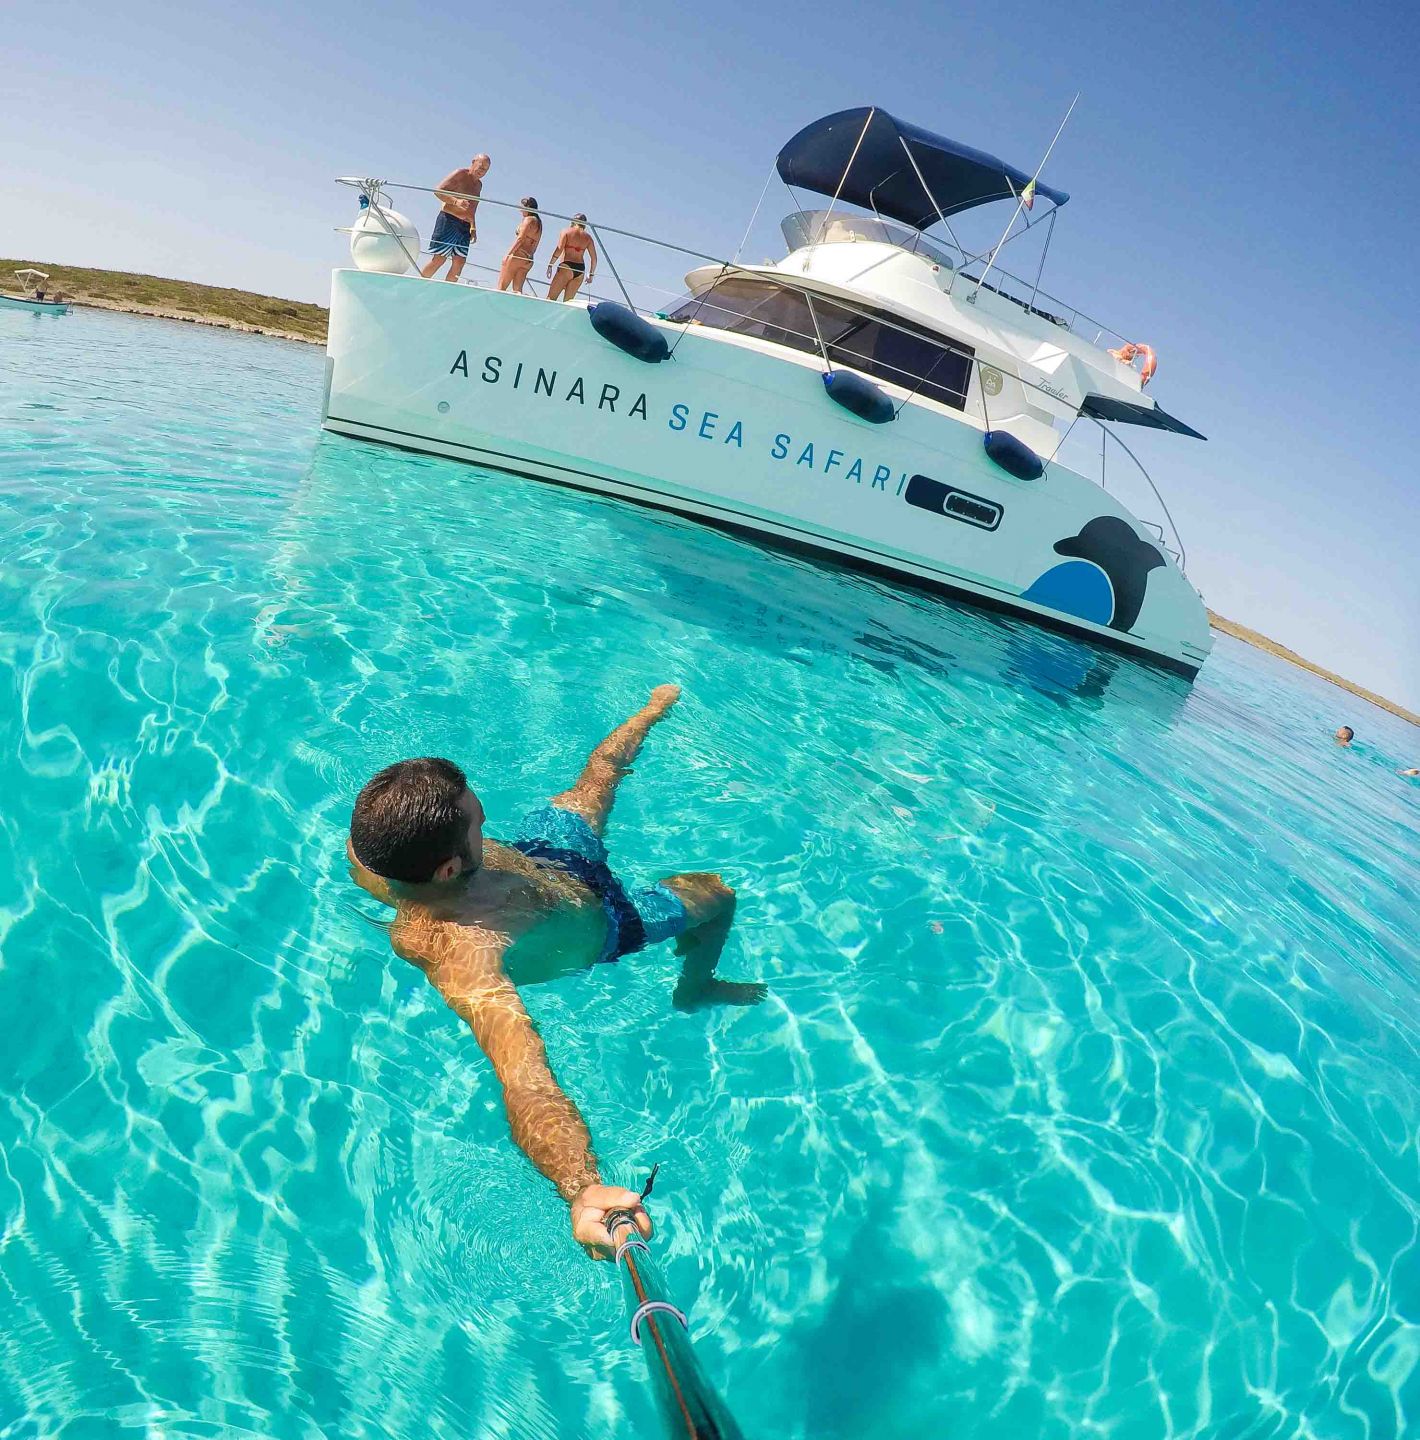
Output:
(658, 872), (766, 1011)
(548, 687), (679, 837)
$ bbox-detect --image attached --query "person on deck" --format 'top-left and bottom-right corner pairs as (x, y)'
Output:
(497, 198), (542, 294)
(421, 153), (491, 283)
(346, 686), (765, 1258)
(546, 214), (597, 302)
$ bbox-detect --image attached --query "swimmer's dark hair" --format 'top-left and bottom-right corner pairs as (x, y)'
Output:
(350, 757), (469, 882)
(1338, 726), (1355, 741)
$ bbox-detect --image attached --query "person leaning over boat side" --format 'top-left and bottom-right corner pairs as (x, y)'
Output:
(421, 152), (491, 283)
(546, 213), (597, 301)
(345, 686), (765, 1258)
(497, 197), (542, 294)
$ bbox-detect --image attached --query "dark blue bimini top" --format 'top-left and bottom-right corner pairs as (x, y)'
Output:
(776, 107), (1069, 230)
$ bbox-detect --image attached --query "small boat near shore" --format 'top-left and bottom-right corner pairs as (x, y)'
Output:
(324, 107), (1213, 677)
(0, 269), (72, 315)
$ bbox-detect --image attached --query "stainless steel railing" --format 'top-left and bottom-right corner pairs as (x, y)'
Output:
(336, 178), (1187, 569)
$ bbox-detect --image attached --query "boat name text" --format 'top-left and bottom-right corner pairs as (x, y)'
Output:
(452, 351), (913, 494)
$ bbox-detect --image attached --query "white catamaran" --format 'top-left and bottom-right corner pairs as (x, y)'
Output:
(323, 107), (1212, 677)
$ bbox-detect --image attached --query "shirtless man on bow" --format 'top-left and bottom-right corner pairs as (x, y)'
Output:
(346, 686), (764, 1256)
(421, 153), (490, 283)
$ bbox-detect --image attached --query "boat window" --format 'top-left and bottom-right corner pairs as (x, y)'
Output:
(669, 277), (817, 353)
(825, 315), (973, 412)
(667, 277), (973, 412)
(780, 211), (958, 270)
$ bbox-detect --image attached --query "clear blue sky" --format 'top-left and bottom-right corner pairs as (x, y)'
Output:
(7, 0), (1418, 710)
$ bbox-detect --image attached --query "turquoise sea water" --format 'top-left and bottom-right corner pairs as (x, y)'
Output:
(1, 305), (1417, 1440)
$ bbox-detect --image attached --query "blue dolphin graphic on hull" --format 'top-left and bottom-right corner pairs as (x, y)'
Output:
(1022, 517), (1166, 633)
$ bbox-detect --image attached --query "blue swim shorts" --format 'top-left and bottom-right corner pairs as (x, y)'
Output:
(429, 210), (472, 258)
(508, 805), (688, 963)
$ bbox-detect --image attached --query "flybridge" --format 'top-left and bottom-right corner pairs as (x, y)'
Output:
(768, 107), (1201, 440)
(776, 106), (1070, 228)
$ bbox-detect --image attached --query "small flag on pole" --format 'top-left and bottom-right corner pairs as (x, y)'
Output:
(1021, 178), (1037, 211)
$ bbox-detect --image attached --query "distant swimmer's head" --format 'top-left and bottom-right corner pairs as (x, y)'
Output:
(350, 757), (485, 884)
(1335, 726), (1355, 746)
(471, 153), (491, 177)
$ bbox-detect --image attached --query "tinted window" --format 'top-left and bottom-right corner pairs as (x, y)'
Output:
(667, 278), (817, 354)
(826, 316), (973, 412)
(667, 279), (973, 412)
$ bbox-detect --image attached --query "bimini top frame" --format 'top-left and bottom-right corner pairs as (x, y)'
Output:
(776, 107), (1070, 230)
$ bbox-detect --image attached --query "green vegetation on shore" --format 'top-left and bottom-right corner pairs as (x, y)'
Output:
(1, 259), (328, 342)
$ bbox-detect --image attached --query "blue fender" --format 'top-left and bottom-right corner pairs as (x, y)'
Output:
(983, 429), (1045, 481)
(588, 302), (670, 363)
(823, 370), (895, 425)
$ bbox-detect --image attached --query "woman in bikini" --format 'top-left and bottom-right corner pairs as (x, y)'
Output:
(497, 198), (542, 294)
(546, 213), (597, 302)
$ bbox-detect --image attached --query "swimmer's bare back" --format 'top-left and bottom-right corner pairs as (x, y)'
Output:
(344, 685), (752, 1257)
(347, 837), (643, 1254)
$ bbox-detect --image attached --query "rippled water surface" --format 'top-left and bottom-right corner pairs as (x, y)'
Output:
(2, 306), (1417, 1439)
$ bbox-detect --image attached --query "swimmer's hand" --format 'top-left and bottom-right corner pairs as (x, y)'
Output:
(646, 684), (681, 718)
(570, 1183), (652, 1260)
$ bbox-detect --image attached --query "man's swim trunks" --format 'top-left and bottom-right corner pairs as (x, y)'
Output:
(429, 210), (472, 258)
(509, 805), (688, 963)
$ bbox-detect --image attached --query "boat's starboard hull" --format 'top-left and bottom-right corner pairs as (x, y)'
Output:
(323, 269), (1212, 678)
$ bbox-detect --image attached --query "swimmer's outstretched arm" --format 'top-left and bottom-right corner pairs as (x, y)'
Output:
(430, 931), (652, 1258)
(550, 684), (680, 832)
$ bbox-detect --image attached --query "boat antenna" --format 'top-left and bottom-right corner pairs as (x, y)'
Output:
(973, 92), (1079, 298)
(604, 1168), (747, 1439)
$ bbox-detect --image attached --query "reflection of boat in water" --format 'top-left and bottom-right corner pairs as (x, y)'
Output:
(274, 433), (1192, 752)
(0, 269), (72, 315)
(323, 107), (1212, 678)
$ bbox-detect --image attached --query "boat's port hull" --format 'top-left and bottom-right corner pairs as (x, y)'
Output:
(324, 269), (1212, 678)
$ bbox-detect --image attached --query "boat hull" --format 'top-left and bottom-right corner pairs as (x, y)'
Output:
(0, 293), (71, 315)
(323, 269), (1211, 677)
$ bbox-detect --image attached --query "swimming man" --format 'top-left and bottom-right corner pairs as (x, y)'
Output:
(346, 685), (764, 1257)
(421, 153), (491, 283)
